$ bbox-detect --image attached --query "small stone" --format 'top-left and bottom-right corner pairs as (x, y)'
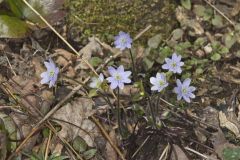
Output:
(204, 44), (212, 54)
(195, 49), (205, 58)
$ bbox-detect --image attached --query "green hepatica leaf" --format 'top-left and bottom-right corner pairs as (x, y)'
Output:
(73, 136), (88, 153)
(6, 0), (65, 27)
(83, 149), (97, 160)
(0, 15), (29, 38)
(5, 0), (24, 18)
(181, 0), (191, 10)
(224, 33), (236, 49)
(148, 34), (162, 49)
(212, 15), (223, 28)
(193, 5), (205, 17)
(211, 53), (221, 61)
(171, 28), (184, 41)
(223, 147), (240, 160)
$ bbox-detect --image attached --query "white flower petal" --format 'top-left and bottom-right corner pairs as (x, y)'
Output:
(117, 65), (124, 73)
(150, 77), (157, 85)
(183, 96), (191, 103)
(183, 78), (191, 86)
(118, 83), (124, 89)
(108, 66), (116, 76)
(176, 79), (182, 87)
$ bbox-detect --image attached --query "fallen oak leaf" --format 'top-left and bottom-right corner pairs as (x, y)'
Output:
(52, 97), (99, 147)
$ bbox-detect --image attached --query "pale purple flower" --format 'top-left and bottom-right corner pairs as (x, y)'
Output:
(114, 31), (132, 51)
(162, 53), (184, 74)
(40, 59), (59, 88)
(106, 65), (131, 90)
(150, 73), (168, 92)
(174, 78), (196, 103)
(89, 73), (104, 89)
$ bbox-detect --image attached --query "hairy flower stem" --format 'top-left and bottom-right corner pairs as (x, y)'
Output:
(129, 49), (136, 81)
(148, 96), (157, 128)
(117, 88), (123, 136)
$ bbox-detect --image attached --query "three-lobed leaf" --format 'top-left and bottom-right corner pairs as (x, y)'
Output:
(0, 15), (29, 38)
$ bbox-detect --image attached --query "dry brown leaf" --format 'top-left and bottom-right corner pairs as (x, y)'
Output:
(53, 97), (99, 146)
(171, 144), (189, 160)
(219, 111), (240, 138)
(54, 49), (77, 61)
(105, 130), (118, 160)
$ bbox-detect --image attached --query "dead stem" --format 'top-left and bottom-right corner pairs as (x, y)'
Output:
(91, 116), (126, 160)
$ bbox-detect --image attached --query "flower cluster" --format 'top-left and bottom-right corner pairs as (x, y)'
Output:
(149, 52), (196, 103)
(40, 31), (196, 103)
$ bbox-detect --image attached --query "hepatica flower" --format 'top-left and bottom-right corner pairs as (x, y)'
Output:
(89, 73), (104, 89)
(114, 31), (132, 51)
(174, 78), (196, 103)
(40, 59), (59, 88)
(107, 65), (131, 90)
(162, 53), (184, 74)
(150, 73), (168, 92)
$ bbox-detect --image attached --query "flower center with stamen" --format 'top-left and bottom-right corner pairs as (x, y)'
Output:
(182, 88), (187, 94)
(159, 81), (165, 86)
(49, 70), (55, 77)
(121, 38), (126, 44)
(115, 74), (122, 80)
(171, 62), (177, 67)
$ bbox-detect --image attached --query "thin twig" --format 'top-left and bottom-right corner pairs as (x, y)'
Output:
(185, 147), (217, 160)
(131, 135), (150, 159)
(204, 0), (235, 26)
(133, 25), (152, 40)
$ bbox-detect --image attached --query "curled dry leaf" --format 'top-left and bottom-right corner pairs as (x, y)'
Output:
(219, 111), (240, 138)
(53, 97), (99, 147)
(75, 38), (103, 70)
